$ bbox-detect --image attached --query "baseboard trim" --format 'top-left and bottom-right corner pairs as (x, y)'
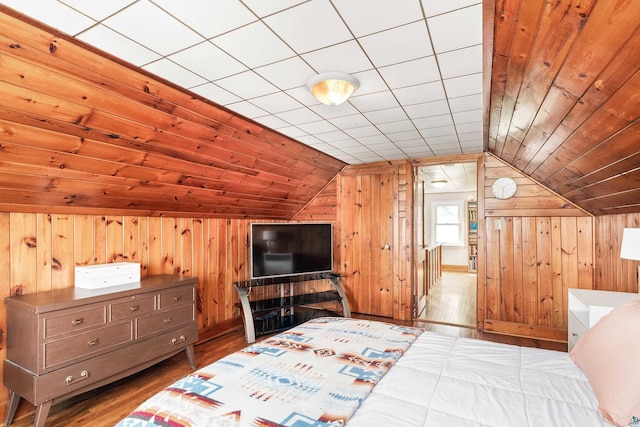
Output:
(442, 264), (469, 272)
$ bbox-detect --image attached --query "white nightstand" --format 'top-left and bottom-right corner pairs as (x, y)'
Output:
(568, 288), (640, 351)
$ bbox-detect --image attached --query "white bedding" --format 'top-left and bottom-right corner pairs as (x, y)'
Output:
(348, 331), (612, 426)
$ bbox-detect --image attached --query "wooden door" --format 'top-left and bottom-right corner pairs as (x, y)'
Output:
(338, 172), (395, 317)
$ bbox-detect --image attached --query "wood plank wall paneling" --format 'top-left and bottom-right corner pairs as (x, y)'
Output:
(337, 161), (413, 321)
(482, 154), (594, 341)
(594, 213), (640, 292)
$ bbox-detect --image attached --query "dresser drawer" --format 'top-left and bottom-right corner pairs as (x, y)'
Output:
(43, 322), (133, 371)
(137, 305), (195, 338)
(44, 305), (107, 339)
(158, 285), (195, 309)
(568, 311), (588, 351)
(110, 295), (155, 321)
(5, 323), (198, 405)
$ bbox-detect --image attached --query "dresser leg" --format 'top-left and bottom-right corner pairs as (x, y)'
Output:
(185, 344), (196, 370)
(4, 390), (20, 426)
(33, 401), (52, 427)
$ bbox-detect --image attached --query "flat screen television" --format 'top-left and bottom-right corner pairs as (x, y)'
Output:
(251, 223), (333, 279)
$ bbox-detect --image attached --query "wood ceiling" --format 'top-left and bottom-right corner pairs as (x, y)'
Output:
(487, 0), (640, 216)
(0, 7), (346, 219)
(0, 1), (639, 219)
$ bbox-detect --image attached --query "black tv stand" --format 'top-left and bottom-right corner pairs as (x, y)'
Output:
(234, 273), (350, 343)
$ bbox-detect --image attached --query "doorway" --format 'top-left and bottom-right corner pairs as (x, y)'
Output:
(414, 162), (477, 328)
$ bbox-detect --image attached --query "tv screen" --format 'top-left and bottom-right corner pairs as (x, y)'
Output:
(251, 223), (333, 279)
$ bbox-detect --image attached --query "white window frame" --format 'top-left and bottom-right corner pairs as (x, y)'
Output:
(433, 201), (464, 247)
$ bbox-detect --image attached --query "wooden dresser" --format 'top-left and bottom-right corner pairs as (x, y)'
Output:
(3, 274), (199, 427)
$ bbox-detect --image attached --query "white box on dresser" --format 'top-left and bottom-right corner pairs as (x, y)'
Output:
(568, 288), (640, 351)
(74, 262), (141, 289)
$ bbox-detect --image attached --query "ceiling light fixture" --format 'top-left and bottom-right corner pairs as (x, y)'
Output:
(307, 72), (359, 106)
(431, 180), (448, 188)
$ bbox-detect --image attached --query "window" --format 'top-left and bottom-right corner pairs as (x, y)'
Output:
(434, 202), (463, 245)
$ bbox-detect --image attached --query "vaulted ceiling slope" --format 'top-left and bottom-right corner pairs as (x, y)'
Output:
(0, 7), (346, 219)
(488, 0), (640, 216)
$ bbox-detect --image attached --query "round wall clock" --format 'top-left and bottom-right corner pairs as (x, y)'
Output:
(491, 177), (518, 199)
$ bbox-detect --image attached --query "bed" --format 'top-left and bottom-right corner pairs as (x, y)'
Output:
(116, 305), (640, 427)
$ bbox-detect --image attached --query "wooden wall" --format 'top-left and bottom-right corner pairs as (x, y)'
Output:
(482, 154), (594, 341)
(594, 213), (640, 292)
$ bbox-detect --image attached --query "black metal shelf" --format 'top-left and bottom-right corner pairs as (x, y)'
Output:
(234, 272), (350, 343)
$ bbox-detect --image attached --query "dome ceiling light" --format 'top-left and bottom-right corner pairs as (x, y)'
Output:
(307, 72), (359, 106)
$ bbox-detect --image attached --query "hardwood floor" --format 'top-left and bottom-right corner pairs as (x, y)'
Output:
(8, 279), (567, 426)
(417, 270), (477, 327)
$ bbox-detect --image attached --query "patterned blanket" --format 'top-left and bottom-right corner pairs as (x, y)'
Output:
(116, 317), (423, 427)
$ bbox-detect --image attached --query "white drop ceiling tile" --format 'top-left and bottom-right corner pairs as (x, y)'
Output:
(331, 139), (366, 149)
(212, 21), (294, 68)
(192, 83), (241, 105)
(349, 91), (400, 113)
(359, 21), (433, 68)
(329, 114), (371, 130)
(427, 4), (482, 53)
(344, 125), (384, 138)
(60, 0), (135, 21)
(359, 135), (392, 146)
(455, 122), (482, 134)
(350, 70), (390, 96)
(253, 114), (291, 130)
(242, 0), (307, 17)
(276, 126), (307, 139)
(403, 146), (433, 156)
(433, 146), (463, 155)
(376, 147), (406, 156)
(443, 73), (482, 98)
(419, 125), (456, 138)
(378, 121), (416, 134)
(389, 131), (423, 144)
(414, 114), (454, 130)
(458, 130), (483, 141)
(224, 101), (267, 118)
(342, 145), (376, 155)
(378, 56), (440, 89)
(169, 42), (246, 81)
(315, 131), (351, 143)
(453, 109), (483, 124)
(285, 86), (320, 106)
(311, 103), (360, 120)
(264, 0), (352, 53)
(449, 93), (483, 112)
(426, 134), (460, 145)
(143, 59), (207, 88)
(276, 108), (322, 125)
(422, 0), (481, 17)
(297, 120), (339, 135)
(333, 0), (422, 37)
(393, 81), (446, 105)
(4, 0), (96, 34)
(256, 57), (316, 90)
(78, 25), (161, 66)
(250, 92), (304, 114)
(364, 107), (408, 125)
(103, 1), (203, 56)
(215, 71), (279, 99)
(437, 44), (483, 79)
(405, 100), (451, 120)
(301, 41), (373, 74)
(153, 0), (256, 38)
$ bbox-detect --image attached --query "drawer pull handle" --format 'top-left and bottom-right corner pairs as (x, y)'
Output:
(171, 335), (186, 346)
(130, 305), (139, 312)
(71, 318), (83, 326)
(174, 295), (182, 302)
(164, 317), (172, 324)
(65, 370), (89, 386)
(88, 338), (99, 346)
